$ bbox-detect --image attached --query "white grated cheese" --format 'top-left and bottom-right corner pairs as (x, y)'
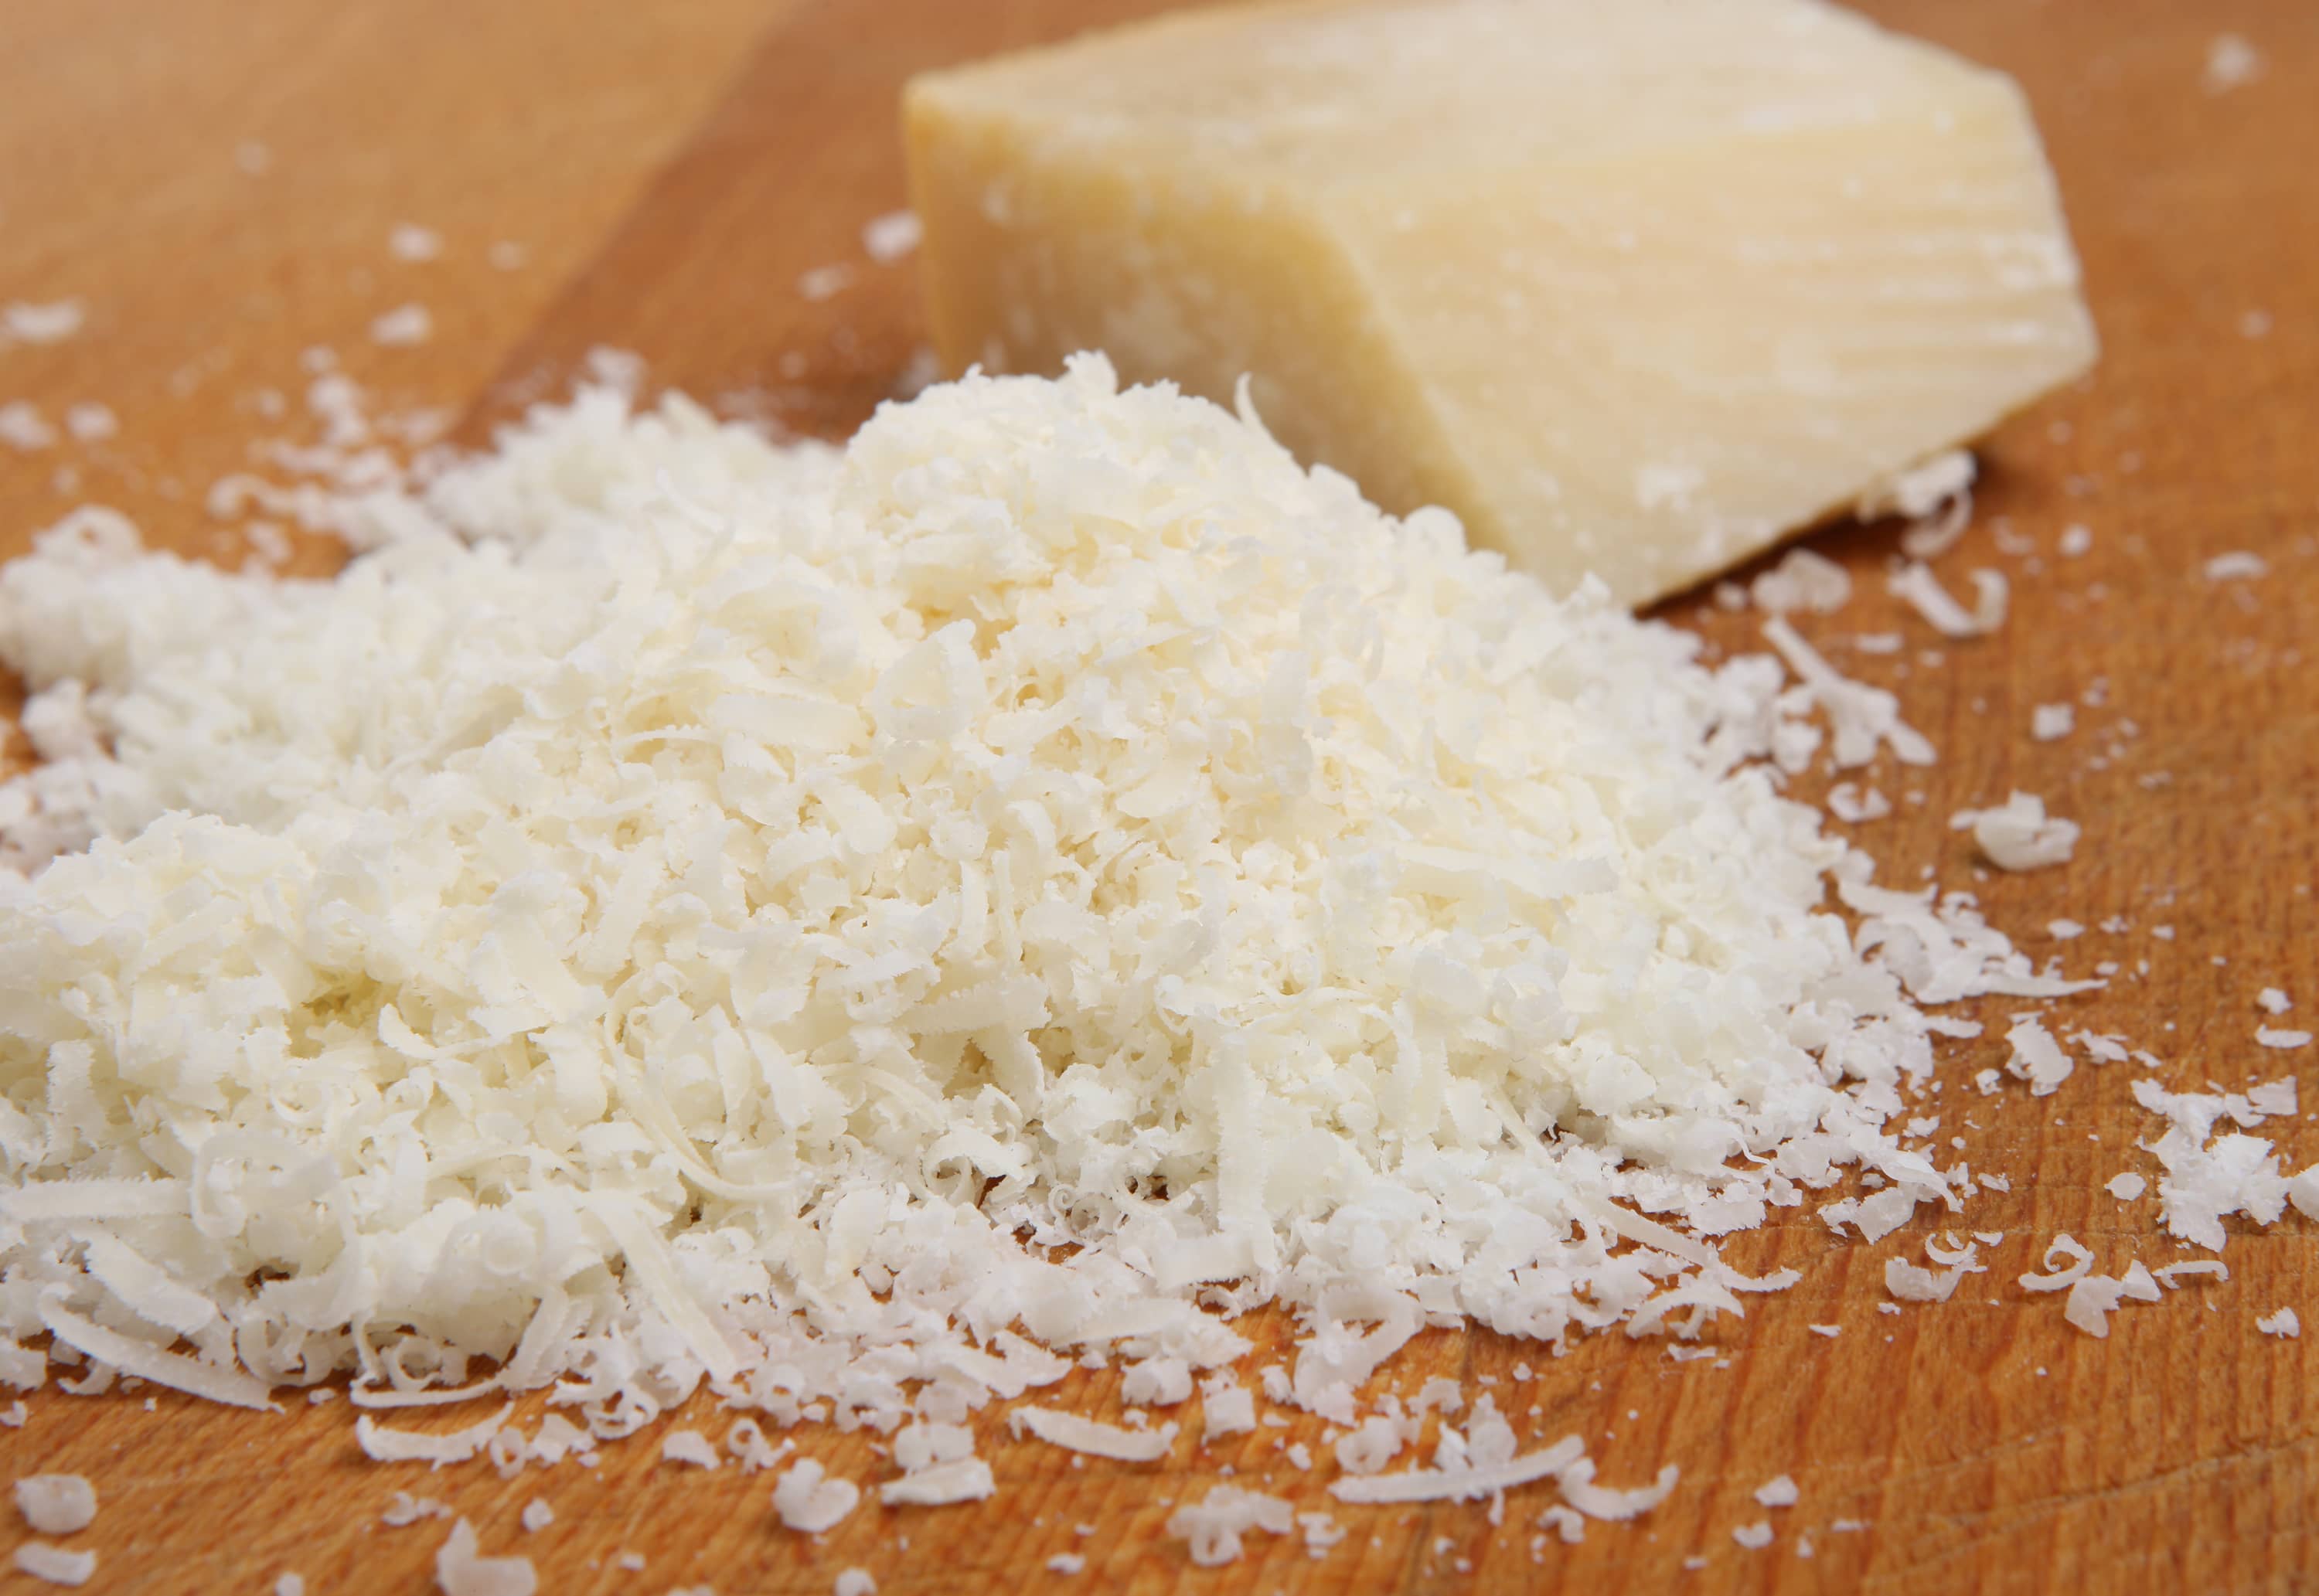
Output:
(2258, 988), (2293, 1014)
(1122, 1356), (1193, 1407)
(2203, 34), (2263, 94)
(14, 1476), (97, 1535)
(358, 1406), (515, 1467)
(383, 1493), (454, 1526)
(1199, 1374), (1256, 1441)
(390, 224), (445, 263)
(1748, 548), (1851, 615)
(12, 1545), (96, 1587)
(277, 1577), (305, 1596)
(2154, 1261), (2228, 1289)
(772, 1459), (861, 1533)
(0, 400), (56, 451)
(1047, 1554), (1085, 1575)
(2256, 1308), (2300, 1339)
(2004, 1019), (2074, 1097)
(798, 264), (854, 301)
(2030, 703), (2074, 741)
(1753, 1475), (1799, 1509)
(1538, 1504), (1585, 1543)
(519, 1499), (553, 1533)
(2018, 1236), (2093, 1294)
(862, 211), (924, 265)
(2106, 1173), (2146, 1201)
(1011, 1410), (1177, 1463)
(1733, 1520), (1774, 1549)
(835, 1570), (877, 1596)
(661, 1429), (721, 1468)
(1167, 1487), (1294, 1567)
(2202, 551), (2268, 582)
(1827, 783), (1890, 824)
(1, 300), (87, 346)
(434, 1520), (536, 1596)
(0, 358), (2083, 1500)
(369, 304), (434, 345)
(63, 403), (117, 444)
(1953, 792), (2079, 871)
(2256, 1028), (2311, 1050)
(1888, 563), (2006, 638)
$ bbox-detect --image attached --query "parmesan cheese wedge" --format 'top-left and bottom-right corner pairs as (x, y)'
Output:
(905, 0), (2096, 605)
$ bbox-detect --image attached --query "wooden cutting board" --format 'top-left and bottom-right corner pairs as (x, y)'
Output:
(2, 1), (2314, 1591)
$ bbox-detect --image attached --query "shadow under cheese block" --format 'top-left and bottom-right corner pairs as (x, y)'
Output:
(903, 0), (2097, 608)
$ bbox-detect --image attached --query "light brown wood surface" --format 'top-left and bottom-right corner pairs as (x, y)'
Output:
(2, 2), (2316, 1592)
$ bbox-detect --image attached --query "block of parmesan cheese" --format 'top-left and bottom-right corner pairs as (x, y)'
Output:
(904, 0), (2097, 607)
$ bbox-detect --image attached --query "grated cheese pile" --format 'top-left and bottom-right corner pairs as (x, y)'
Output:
(0, 357), (2065, 1452)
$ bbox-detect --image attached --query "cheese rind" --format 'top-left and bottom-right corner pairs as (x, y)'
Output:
(905, 0), (2097, 606)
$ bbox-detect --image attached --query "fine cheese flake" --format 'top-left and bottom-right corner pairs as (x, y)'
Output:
(771, 1459), (861, 1533)
(434, 1519), (536, 1596)
(1753, 1475), (1799, 1509)
(2256, 1308), (2300, 1339)
(0, 357), (2083, 1482)
(12, 1544), (97, 1587)
(14, 1475), (97, 1536)
(1010, 1408), (1177, 1464)
(660, 1429), (721, 1469)
(1166, 1486), (1295, 1567)
(2018, 1236), (2093, 1293)
(357, 1404), (516, 1468)
(1888, 563), (2007, 638)
(1953, 792), (2079, 871)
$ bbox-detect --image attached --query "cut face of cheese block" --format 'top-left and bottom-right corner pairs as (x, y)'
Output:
(904, 0), (2097, 607)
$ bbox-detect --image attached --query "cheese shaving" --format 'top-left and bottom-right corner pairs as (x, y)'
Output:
(1888, 563), (2007, 638)
(12, 1545), (96, 1587)
(1010, 1409), (1177, 1463)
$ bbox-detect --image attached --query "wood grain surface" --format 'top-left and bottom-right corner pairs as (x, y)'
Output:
(2, 2), (2316, 1592)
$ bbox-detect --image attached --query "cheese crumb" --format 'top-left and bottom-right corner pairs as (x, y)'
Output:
(1, 300), (86, 345)
(2204, 33), (2263, 93)
(2257, 1308), (2300, 1339)
(2106, 1173), (2147, 1201)
(390, 224), (444, 262)
(772, 1460), (861, 1534)
(862, 210), (923, 264)
(1954, 792), (2079, 870)
(2031, 703), (2074, 741)
(12, 1545), (96, 1587)
(1753, 1475), (1799, 1509)
(1733, 1521), (1775, 1549)
(13, 1476), (95, 1536)
(369, 304), (434, 346)
(2203, 551), (2269, 581)
(434, 1520), (535, 1596)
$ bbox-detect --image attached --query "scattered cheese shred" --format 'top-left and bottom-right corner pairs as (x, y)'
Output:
(1166, 1487), (1295, 1567)
(1953, 792), (2079, 871)
(1011, 1410), (1177, 1464)
(771, 1459), (861, 1533)
(12, 1544), (96, 1587)
(14, 1476), (97, 1536)
(434, 1519), (536, 1596)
